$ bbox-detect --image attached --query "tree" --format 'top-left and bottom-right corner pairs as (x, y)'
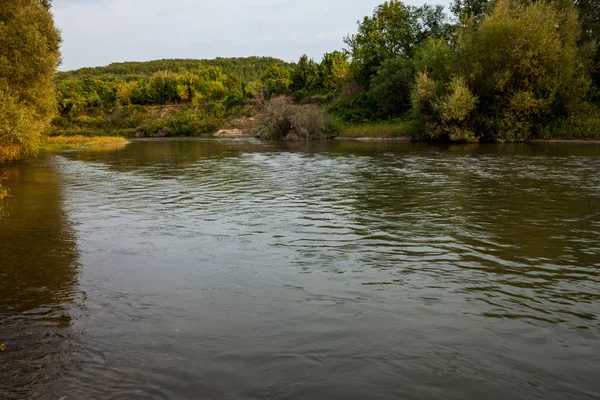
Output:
(318, 51), (350, 91)
(413, 0), (591, 142)
(260, 65), (292, 98)
(576, 0), (600, 97)
(344, 0), (418, 85)
(369, 58), (414, 118)
(290, 55), (320, 93)
(0, 0), (61, 161)
(451, 0), (491, 21)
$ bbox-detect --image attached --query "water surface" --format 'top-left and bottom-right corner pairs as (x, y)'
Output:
(1, 139), (599, 399)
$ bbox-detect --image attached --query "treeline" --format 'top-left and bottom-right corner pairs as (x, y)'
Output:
(55, 57), (291, 83)
(53, 58), (291, 137)
(262, 0), (600, 142)
(53, 0), (600, 142)
(1, 0), (599, 160)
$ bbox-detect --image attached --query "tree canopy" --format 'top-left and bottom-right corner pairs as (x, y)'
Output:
(0, 0), (61, 161)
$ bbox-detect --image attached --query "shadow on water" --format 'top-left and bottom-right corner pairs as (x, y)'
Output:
(0, 157), (81, 399)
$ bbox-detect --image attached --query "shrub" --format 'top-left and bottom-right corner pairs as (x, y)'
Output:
(259, 97), (338, 141)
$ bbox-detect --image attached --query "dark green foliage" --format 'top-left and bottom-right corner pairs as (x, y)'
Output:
(369, 58), (414, 119)
(413, 0), (594, 142)
(290, 55), (320, 93)
(328, 92), (377, 123)
(344, 1), (454, 86)
(451, 0), (491, 20)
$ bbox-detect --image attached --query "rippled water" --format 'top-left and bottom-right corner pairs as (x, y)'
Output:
(1, 139), (599, 399)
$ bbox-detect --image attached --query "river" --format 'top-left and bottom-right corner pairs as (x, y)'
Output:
(0, 139), (599, 399)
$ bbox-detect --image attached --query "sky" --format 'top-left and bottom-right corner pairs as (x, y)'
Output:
(53, 0), (449, 71)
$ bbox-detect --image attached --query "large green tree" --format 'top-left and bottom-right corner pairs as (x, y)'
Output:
(344, 0), (418, 85)
(0, 0), (61, 161)
(413, 0), (591, 142)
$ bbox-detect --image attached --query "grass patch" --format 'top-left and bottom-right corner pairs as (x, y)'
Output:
(40, 135), (129, 152)
(339, 120), (418, 138)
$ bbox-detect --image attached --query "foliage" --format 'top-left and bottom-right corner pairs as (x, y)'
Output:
(413, 0), (593, 142)
(318, 51), (350, 92)
(344, 0), (419, 84)
(344, 0), (454, 86)
(261, 65), (292, 98)
(0, 0), (61, 161)
(55, 57), (291, 83)
(369, 58), (414, 119)
(451, 0), (492, 21)
(290, 55), (320, 93)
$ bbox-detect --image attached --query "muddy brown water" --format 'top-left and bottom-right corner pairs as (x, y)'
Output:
(0, 139), (599, 399)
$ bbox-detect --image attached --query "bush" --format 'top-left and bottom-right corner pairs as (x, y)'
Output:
(259, 97), (339, 140)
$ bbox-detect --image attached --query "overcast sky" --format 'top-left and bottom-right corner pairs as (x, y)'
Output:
(53, 0), (449, 71)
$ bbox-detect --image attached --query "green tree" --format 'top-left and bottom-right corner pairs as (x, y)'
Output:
(414, 0), (591, 142)
(318, 51), (350, 91)
(369, 58), (414, 118)
(290, 55), (320, 93)
(0, 0), (61, 161)
(344, 0), (418, 85)
(576, 0), (600, 97)
(451, 0), (491, 21)
(260, 65), (292, 97)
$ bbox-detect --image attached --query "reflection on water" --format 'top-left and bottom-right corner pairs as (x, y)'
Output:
(1, 139), (599, 399)
(0, 158), (80, 399)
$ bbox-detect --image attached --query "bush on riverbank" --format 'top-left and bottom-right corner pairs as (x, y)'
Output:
(257, 97), (341, 141)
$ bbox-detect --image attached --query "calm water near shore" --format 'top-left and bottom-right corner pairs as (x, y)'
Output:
(0, 139), (599, 399)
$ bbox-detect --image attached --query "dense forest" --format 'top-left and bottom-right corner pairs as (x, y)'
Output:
(1, 0), (599, 165)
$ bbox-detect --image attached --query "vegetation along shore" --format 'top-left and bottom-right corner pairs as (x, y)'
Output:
(0, 0), (599, 169)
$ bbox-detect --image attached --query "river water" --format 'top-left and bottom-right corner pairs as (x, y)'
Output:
(0, 139), (599, 399)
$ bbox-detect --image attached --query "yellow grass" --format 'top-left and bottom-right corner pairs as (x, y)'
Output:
(41, 135), (129, 152)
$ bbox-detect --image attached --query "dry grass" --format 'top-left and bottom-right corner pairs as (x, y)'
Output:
(41, 135), (129, 151)
(340, 121), (418, 138)
(258, 97), (339, 140)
